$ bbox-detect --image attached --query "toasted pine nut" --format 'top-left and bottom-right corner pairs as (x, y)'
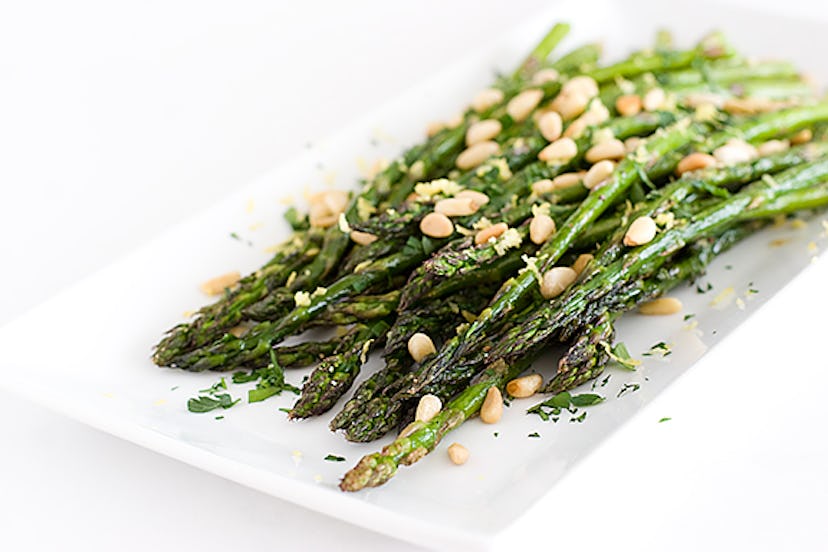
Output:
(757, 139), (790, 157)
(407, 332), (437, 363)
(532, 67), (561, 85)
(623, 216), (658, 246)
(676, 152), (717, 175)
(639, 297), (683, 315)
(506, 374), (543, 398)
(415, 394), (442, 422)
(790, 128), (813, 145)
(350, 230), (378, 246)
(480, 387), (503, 424)
(321, 190), (349, 215)
(583, 159), (616, 190)
(200, 271), (241, 296)
(552, 91), (590, 120)
(616, 94), (642, 117)
(538, 137), (578, 164)
(532, 68), (560, 85)
(585, 139), (626, 163)
(466, 119), (502, 146)
(435, 197), (478, 217)
(447, 443), (470, 465)
(456, 140), (500, 170)
(475, 222), (508, 245)
(507, 89), (544, 122)
(228, 324), (248, 337)
(571, 253), (593, 275)
(562, 75), (599, 98)
(713, 139), (758, 166)
(420, 212), (454, 238)
(471, 88), (505, 113)
(426, 121), (445, 137)
(538, 111), (563, 142)
(531, 179), (554, 195)
(550, 171), (585, 189)
(309, 210), (338, 228)
(540, 266), (577, 299)
(455, 189), (490, 208)
(642, 87), (666, 111)
(529, 215), (556, 244)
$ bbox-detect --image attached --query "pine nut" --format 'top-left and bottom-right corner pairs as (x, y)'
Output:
(639, 297), (683, 315)
(529, 215), (556, 244)
(757, 139), (790, 157)
(676, 152), (717, 175)
(200, 271), (241, 296)
(571, 253), (593, 275)
(552, 92), (590, 120)
(446, 113), (464, 128)
(540, 266), (577, 299)
(435, 197), (478, 217)
(420, 212), (454, 238)
(426, 121), (445, 137)
(713, 139), (758, 166)
(506, 374), (543, 398)
(447, 443), (470, 465)
(455, 189), (490, 208)
(623, 216), (658, 246)
(507, 89), (544, 122)
(562, 75), (599, 98)
(532, 68), (560, 85)
(456, 140), (500, 170)
(407, 332), (437, 363)
(790, 128), (813, 145)
(321, 190), (349, 215)
(466, 119), (502, 146)
(642, 87), (666, 111)
(538, 111), (563, 142)
(585, 139), (626, 163)
(538, 137), (578, 164)
(350, 230), (378, 245)
(616, 94), (642, 117)
(309, 202), (333, 228)
(480, 386), (503, 424)
(583, 160), (615, 190)
(471, 88), (504, 113)
(531, 179), (554, 195)
(550, 171), (585, 189)
(475, 222), (508, 245)
(415, 394), (442, 422)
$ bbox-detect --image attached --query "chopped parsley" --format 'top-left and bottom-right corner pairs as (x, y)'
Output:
(528, 432), (541, 438)
(658, 417), (672, 423)
(528, 392), (604, 421)
(324, 454), (346, 462)
(215, 415), (224, 420)
(200, 377), (228, 394)
(683, 313), (695, 321)
(187, 393), (240, 413)
(695, 281), (713, 294)
(617, 382), (641, 398)
(643, 341), (672, 357)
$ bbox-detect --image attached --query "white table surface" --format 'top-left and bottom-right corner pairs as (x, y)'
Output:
(1, 1), (826, 550)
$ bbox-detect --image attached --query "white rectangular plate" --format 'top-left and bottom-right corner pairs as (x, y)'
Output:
(2, 1), (827, 550)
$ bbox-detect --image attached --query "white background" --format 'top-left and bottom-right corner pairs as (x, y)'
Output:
(1, 1), (826, 550)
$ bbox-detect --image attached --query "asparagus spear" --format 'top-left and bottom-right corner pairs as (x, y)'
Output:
(289, 320), (391, 419)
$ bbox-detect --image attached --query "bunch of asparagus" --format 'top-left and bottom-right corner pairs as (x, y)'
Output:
(153, 23), (828, 491)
